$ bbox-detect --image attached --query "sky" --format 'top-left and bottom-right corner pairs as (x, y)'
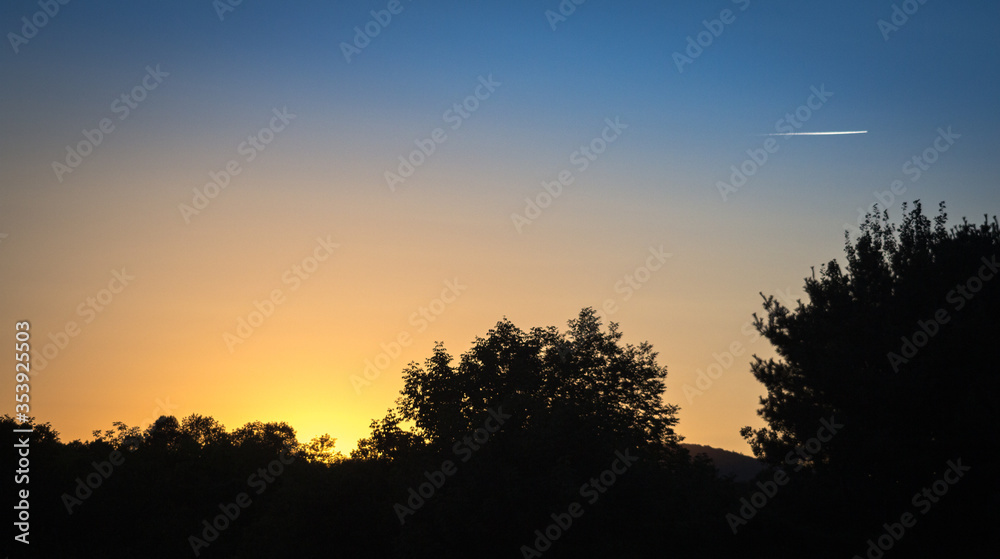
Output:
(2, 0), (998, 455)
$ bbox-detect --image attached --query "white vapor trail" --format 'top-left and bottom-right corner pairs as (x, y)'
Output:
(764, 130), (868, 136)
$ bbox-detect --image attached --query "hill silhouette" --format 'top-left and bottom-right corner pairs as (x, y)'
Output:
(681, 443), (766, 482)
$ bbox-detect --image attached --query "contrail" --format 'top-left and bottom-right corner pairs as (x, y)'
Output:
(764, 130), (868, 136)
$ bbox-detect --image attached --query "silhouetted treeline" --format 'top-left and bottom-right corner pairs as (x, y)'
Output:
(4, 310), (741, 558)
(5, 201), (995, 558)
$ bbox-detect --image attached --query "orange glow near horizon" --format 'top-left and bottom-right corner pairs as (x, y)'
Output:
(3, 163), (801, 455)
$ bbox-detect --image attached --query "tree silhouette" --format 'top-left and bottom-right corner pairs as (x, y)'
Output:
(338, 309), (737, 558)
(300, 433), (346, 465)
(146, 415), (189, 453)
(181, 413), (230, 448)
(389, 308), (680, 460)
(352, 408), (425, 461)
(740, 201), (998, 553)
(232, 420), (298, 455)
(91, 420), (143, 451)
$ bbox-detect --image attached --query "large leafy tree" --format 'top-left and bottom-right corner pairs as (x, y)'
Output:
(181, 413), (230, 448)
(742, 202), (999, 498)
(361, 307), (681, 461)
(232, 420), (298, 452)
(350, 309), (716, 557)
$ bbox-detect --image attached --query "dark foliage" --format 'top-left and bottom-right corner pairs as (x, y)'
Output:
(741, 201), (998, 554)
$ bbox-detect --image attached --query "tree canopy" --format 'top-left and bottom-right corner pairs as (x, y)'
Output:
(359, 307), (681, 464)
(740, 201), (998, 553)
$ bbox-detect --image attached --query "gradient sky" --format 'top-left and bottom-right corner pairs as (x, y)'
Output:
(2, 0), (999, 455)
